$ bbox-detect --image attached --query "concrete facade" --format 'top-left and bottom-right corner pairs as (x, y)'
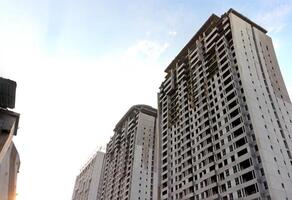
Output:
(0, 141), (20, 200)
(72, 151), (105, 200)
(98, 105), (158, 200)
(158, 9), (292, 200)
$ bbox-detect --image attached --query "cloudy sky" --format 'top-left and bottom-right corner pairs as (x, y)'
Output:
(1, 0), (292, 200)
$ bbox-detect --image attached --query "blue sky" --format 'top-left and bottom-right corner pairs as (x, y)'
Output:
(1, 1), (292, 62)
(1, 1), (292, 200)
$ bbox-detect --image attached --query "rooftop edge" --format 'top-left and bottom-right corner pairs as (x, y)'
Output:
(164, 8), (268, 74)
(114, 104), (157, 131)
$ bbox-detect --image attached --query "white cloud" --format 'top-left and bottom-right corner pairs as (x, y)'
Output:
(168, 30), (177, 37)
(125, 40), (169, 61)
(1, 33), (169, 200)
(272, 38), (281, 50)
(12, 41), (167, 200)
(256, 3), (292, 34)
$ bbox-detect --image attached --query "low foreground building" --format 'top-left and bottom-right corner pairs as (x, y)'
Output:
(0, 77), (20, 200)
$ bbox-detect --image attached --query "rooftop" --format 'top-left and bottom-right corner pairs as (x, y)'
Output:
(114, 104), (157, 131)
(164, 8), (267, 74)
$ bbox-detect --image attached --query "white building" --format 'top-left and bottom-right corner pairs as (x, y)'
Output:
(98, 105), (159, 200)
(72, 151), (105, 200)
(158, 9), (292, 200)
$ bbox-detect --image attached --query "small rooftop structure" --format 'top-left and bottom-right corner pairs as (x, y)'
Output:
(0, 77), (17, 109)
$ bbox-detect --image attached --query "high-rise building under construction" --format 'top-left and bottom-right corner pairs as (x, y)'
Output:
(98, 105), (159, 200)
(158, 9), (292, 200)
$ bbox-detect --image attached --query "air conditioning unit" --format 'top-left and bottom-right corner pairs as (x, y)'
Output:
(0, 78), (16, 109)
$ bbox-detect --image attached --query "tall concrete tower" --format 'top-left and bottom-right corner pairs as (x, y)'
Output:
(98, 105), (159, 200)
(158, 9), (292, 200)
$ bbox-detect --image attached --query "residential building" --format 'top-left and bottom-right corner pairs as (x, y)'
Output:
(72, 151), (105, 200)
(0, 77), (20, 200)
(158, 9), (292, 200)
(98, 105), (159, 200)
